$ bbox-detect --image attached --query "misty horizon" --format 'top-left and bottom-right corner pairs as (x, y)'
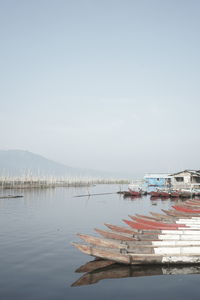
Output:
(1, 1), (200, 176)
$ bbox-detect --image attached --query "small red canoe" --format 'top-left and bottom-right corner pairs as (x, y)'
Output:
(172, 205), (200, 213)
(128, 188), (141, 196)
(123, 219), (184, 230)
(150, 191), (160, 197)
(129, 216), (186, 228)
(170, 192), (182, 198)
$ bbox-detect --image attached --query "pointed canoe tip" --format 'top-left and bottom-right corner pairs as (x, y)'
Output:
(128, 215), (135, 219)
(70, 242), (86, 250)
(122, 219), (129, 225)
(77, 233), (89, 241)
(70, 241), (85, 247)
(71, 282), (81, 287)
(77, 233), (85, 238)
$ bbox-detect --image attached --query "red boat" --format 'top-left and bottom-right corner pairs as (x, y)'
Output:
(170, 191), (182, 198)
(129, 216), (186, 228)
(128, 188), (142, 197)
(123, 219), (183, 230)
(159, 191), (170, 197)
(150, 190), (170, 198)
(150, 191), (160, 197)
(172, 205), (200, 213)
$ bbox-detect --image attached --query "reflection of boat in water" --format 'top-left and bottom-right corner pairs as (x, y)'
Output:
(71, 259), (200, 286)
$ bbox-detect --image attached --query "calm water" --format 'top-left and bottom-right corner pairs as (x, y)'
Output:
(0, 184), (200, 300)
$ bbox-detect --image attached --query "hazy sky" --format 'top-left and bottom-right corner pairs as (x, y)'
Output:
(0, 0), (200, 176)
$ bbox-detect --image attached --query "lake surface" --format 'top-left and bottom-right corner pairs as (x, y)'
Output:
(0, 184), (200, 300)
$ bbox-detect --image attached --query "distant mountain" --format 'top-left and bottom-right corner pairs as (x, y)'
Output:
(0, 150), (125, 178)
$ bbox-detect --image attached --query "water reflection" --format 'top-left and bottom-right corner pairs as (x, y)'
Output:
(72, 259), (200, 287)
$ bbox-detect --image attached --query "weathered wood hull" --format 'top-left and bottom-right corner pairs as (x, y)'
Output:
(78, 233), (200, 251)
(72, 243), (200, 265)
(94, 228), (136, 241)
(104, 223), (137, 235)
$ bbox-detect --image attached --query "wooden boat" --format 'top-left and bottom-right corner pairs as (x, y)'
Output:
(72, 242), (200, 265)
(104, 223), (164, 237)
(128, 188), (141, 197)
(94, 228), (136, 241)
(181, 204), (200, 210)
(123, 219), (193, 230)
(72, 203), (200, 265)
(135, 214), (161, 221)
(150, 190), (171, 198)
(104, 223), (137, 235)
(129, 216), (185, 228)
(162, 209), (200, 218)
(150, 212), (178, 220)
(150, 212), (179, 221)
(72, 261), (200, 286)
(123, 219), (176, 230)
(159, 191), (170, 197)
(78, 233), (200, 250)
(170, 191), (182, 198)
(173, 205), (200, 213)
(150, 191), (161, 197)
(134, 213), (177, 223)
(131, 220), (200, 230)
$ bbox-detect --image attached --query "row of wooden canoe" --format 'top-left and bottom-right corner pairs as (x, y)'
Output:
(72, 199), (200, 265)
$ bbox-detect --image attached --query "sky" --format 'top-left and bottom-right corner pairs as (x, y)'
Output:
(0, 0), (200, 177)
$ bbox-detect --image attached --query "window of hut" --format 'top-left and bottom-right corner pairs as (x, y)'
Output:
(175, 177), (184, 182)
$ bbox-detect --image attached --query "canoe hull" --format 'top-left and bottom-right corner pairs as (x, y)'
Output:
(72, 243), (200, 265)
